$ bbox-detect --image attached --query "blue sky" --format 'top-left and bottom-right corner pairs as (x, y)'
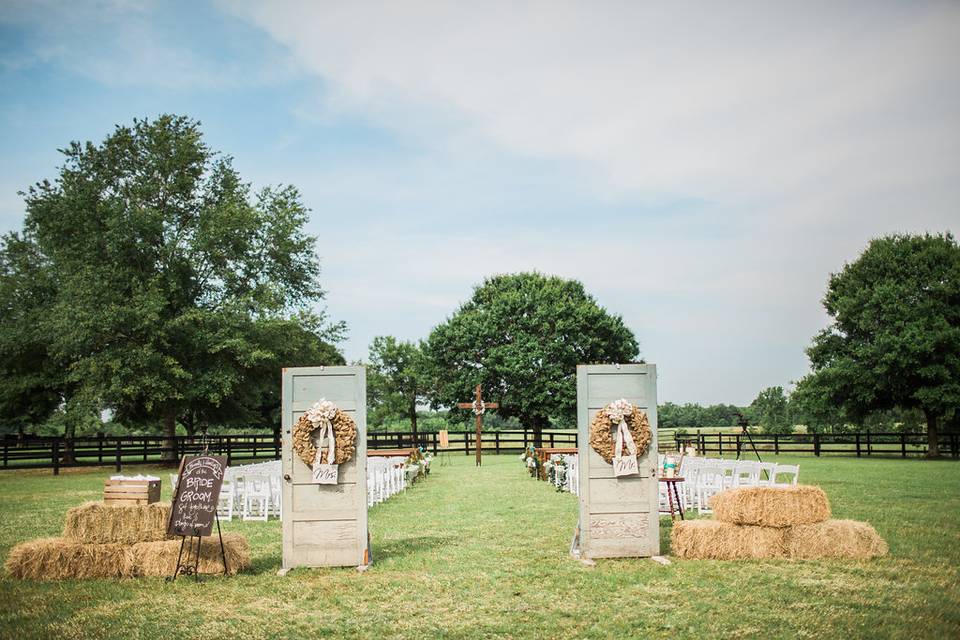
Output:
(2, 1), (958, 405)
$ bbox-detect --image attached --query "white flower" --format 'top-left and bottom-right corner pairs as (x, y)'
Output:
(606, 398), (634, 423)
(306, 399), (337, 426)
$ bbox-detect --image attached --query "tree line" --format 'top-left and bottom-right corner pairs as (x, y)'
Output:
(2, 115), (957, 457)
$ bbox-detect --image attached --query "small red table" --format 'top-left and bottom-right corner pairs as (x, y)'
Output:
(659, 476), (685, 521)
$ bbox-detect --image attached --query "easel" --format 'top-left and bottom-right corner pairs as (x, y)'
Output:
(167, 443), (229, 582)
(436, 429), (451, 466)
(168, 515), (229, 582)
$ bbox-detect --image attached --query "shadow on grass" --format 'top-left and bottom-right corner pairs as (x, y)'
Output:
(372, 534), (450, 563)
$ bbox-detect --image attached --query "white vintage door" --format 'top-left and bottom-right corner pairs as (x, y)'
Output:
(577, 363), (659, 558)
(281, 366), (368, 570)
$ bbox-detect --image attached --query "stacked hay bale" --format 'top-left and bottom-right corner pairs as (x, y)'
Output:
(6, 501), (249, 580)
(671, 485), (888, 560)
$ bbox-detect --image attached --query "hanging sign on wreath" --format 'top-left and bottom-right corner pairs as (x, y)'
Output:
(589, 398), (652, 478)
(292, 399), (357, 485)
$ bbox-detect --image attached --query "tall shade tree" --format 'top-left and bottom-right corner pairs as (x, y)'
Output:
(20, 115), (338, 460)
(366, 336), (427, 437)
(423, 272), (639, 446)
(803, 233), (960, 457)
(747, 386), (791, 433)
(0, 232), (64, 439)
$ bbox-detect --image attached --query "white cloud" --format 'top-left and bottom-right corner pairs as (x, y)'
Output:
(221, 2), (960, 402)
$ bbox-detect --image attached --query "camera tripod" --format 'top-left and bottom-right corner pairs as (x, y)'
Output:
(735, 412), (763, 463)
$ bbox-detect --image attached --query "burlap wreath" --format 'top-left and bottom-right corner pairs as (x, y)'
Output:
(589, 403), (653, 464)
(292, 410), (357, 467)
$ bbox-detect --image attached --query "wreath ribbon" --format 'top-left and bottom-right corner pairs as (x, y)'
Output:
(614, 412), (638, 461)
(312, 417), (336, 466)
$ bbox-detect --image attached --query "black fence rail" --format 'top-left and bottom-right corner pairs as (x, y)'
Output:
(0, 430), (580, 474)
(675, 431), (960, 459)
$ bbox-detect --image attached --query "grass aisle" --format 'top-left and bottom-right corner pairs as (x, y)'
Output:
(1, 454), (959, 638)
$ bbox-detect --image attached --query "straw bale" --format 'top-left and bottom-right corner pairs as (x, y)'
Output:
(709, 485), (831, 528)
(671, 519), (787, 560)
(63, 501), (173, 544)
(785, 519), (888, 559)
(128, 532), (249, 576)
(5, 537), (131, 580)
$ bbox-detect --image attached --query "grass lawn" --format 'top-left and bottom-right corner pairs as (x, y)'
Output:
(1, 454), (958, 639)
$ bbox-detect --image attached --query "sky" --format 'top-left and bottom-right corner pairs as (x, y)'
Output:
(1, 0), (958, 405)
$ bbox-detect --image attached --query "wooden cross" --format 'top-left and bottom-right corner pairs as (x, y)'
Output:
(457, 384), (499, 467)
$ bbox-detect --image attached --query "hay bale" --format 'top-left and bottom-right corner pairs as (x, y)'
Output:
(63, 501), (173, 544)
(785, 519), (888, 559)
(709, 485), (831, 528)
(671, 519), (787, 559)
(128, 532), (250, 576)
(5, 537), (131, 580)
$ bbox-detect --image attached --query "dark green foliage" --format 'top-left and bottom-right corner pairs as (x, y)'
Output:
(747, 386), (792, 433)
(366, 336), (428, 436)
(423, 272), (638, 443)
(658, 402), (744, 428)
(801, 233), (960, 456)
(4, 115), (343, 449)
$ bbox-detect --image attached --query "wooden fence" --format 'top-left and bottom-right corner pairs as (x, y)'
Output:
(5, 428), (955, 474)
(675, 431), (960, 459)
(0, 430), (577, 474)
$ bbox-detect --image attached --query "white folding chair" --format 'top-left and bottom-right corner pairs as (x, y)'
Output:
(696, 465), (726, 513)
(771, 464), (800, 486)
(241, 475), (271, 521)
(217, 480), (235, 521)
(733, 461), (761, 487)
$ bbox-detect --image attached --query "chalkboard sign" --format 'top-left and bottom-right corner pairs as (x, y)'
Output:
(167, 455), (226, 537)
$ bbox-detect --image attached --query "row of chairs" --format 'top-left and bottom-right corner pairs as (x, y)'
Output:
(170, 460), (282, 522)
(367, 456), (412, 506)
(657, 455), (800, 514)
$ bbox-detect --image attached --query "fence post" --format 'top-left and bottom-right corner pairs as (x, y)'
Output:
(855, 433), (861, 457)
(951, 433), (959, 459)
(549, 432), (555, 448)
(522, 430), (527, 450)
(813, 433), (821, 457)
(736, 433), (742, 457)
(432, 432), (438, 455)
(98, 433), (104, 463)
(718, 434), (723, 456)
(253, 436), (258, 459)
(226, 437), (233, 466)
(52, 440), (60, 476)
(773, 433), (779, 455)
(465, 432), (470, 456)
(866, 429), (871, 455)
(495, 431), (500, 454)
(115, 440), (122, 472)
(2, 441), (7, 468)
(901, 432), (907, 458)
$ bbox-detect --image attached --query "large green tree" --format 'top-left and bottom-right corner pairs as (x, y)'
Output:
(747, 386), (791, 433)
(0, 233), (63, 439)
(802, 233), (960, 457)
(423, 272), (639, 446)
(17, 114), (339, 460)
(366, 336), (428, 437)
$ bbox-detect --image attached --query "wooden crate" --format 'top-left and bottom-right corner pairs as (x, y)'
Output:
(103, 479), (161, 505)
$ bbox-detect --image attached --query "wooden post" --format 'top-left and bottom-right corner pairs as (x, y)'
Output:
(495, 431), (500, 454)
(855, 433), (861, 457)
(52, 440), (60, 476)
(226, 438), (233, 466)
(549, 431), (555, 448)
(774, 433), (779, 455)
(464, 432), (470, 456)
(866, 429), (872, 455)
(3, 441), (7, 468)
(143, 437), (148, 462)
(432, 431), (438, 455)
(718, 433), (723, 456)
(814, 433), (821, 457)
(115, 440), (122, 472)
(736, 433), (742, 457)
(951, 433), (959, 459)
(901, 432), (907, 458)
(98, 433), (104, 463)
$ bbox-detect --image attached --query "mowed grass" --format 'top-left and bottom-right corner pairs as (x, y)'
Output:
(0, 454), (958, 639)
